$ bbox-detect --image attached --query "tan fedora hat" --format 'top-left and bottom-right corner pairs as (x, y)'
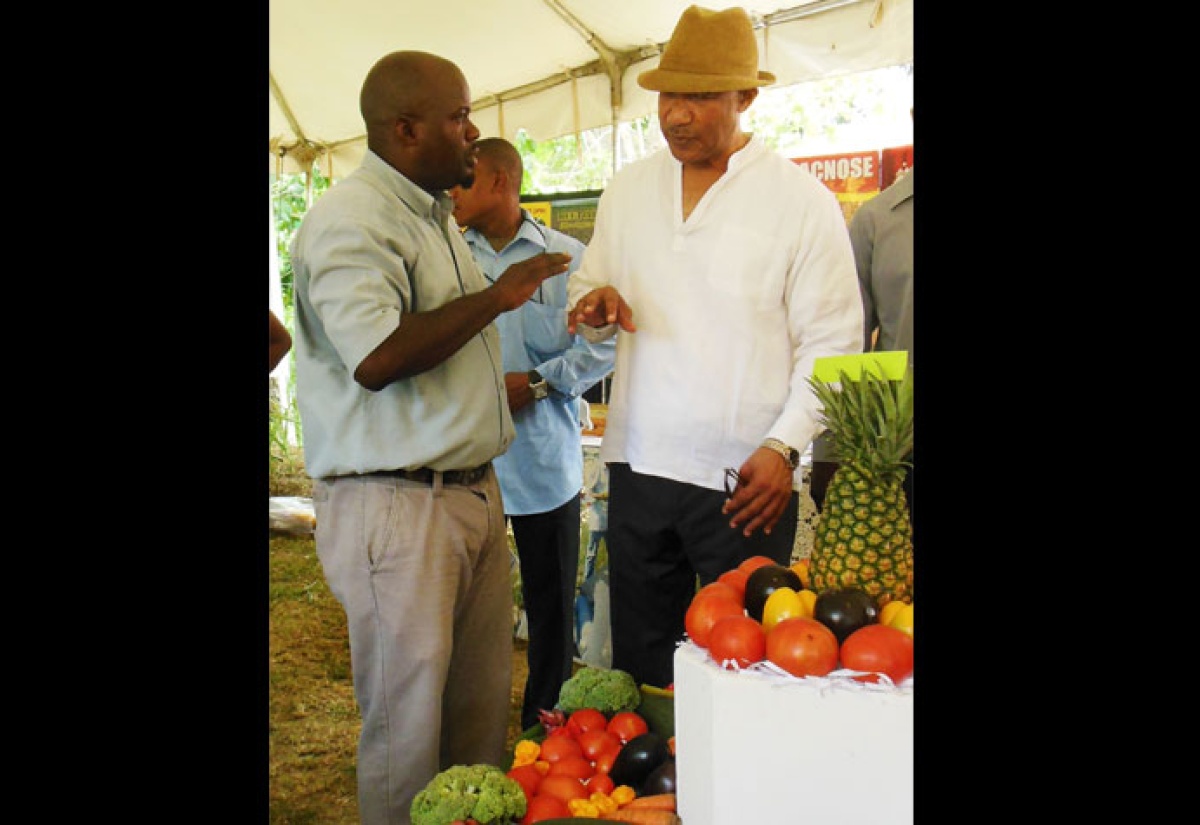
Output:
(638, 5), (776, 93)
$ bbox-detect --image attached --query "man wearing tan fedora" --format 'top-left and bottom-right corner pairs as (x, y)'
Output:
(566, 5), (864, 689)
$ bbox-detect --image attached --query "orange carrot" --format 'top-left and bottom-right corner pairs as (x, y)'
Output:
(624, 793), (677, 811)
(600, 808), (682, 824)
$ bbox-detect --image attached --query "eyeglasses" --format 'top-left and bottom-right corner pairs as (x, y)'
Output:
(723, 467), (742, 497)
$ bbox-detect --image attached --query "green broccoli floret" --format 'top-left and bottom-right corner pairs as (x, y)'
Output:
(556, 666), (641, 715)
(409, 763), (526, 825)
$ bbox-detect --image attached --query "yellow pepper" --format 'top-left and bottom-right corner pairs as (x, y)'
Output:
(611, 785), (636, 806)
(568, 798), (601, 817)
(511, 739), (541, 768)
(590, 792), (618, 814)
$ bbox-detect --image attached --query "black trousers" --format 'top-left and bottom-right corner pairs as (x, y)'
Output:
(606, 463), (798, 689)
(511, 495), (581, 730)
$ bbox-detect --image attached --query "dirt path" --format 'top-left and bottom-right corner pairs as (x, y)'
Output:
(507, 638), (530, 752)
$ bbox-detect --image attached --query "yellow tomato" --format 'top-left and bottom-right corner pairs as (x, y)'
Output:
(796, 588), (817, 619)
(878, 600), (906, 627)
(888, 602), (914, 637)
(790, 558), (812, 590)
(762, 586), (804, 632)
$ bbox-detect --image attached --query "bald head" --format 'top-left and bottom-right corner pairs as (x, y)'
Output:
(357, 50), (480, 193)
(360, 51), (460, 137)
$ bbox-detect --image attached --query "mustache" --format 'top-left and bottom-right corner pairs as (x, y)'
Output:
(665, 130), (694, 141)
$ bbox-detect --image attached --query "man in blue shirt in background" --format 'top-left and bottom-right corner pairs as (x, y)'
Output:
(452, 137), (616, 730)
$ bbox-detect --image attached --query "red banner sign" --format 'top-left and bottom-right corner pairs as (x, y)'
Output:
(791, 150), (880, 194)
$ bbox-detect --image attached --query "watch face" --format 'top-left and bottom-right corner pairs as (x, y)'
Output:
(528, 370), (547, 399)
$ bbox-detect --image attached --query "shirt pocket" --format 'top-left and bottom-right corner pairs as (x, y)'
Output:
(704, 225), (784, 308)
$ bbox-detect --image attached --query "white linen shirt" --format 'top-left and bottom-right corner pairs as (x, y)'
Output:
(291, 150), (513, 479)
(462, 212), (616, 515)
(566, 136), (864, 493)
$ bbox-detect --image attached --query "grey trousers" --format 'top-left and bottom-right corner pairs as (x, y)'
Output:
(312, 468), (514, 825)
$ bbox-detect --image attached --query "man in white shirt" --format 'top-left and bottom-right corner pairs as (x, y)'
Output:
(566, 5), (864, 688)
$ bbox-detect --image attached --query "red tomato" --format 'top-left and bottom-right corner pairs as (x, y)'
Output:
(586, 771), (615, 796)
(765, 617), (839, 678)
(547, 754), (595, 781)
(536, 734), (583, 764)
(506, 763), (543, 802)
(737, 554), (778, 576)
(695, 580), (740, 604)
(606, 710), (650, 744)
(592, 746), (617, 775)
(684, 591), (745, 648)
(535, 774), (589, 803)
(707, 614), (766, 669)
(521, 793), (571, 823)
(839, 623), (914, 684)
(566, 707), (609, 737)
(577, 728), (622, 763)
(716, 568), (749, 603)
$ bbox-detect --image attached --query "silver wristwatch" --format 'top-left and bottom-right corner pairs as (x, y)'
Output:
(762, 438), (800, 470)
(528, 370), (549, 400)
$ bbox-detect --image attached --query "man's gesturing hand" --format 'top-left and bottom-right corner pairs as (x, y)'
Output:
(492, 252), (572, 311)
(567, 286), (637, 334)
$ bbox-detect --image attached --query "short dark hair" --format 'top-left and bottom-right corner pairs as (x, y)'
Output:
(474, 137), (523, 194)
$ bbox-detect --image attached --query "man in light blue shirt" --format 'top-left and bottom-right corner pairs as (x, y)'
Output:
(452, 137), (615, 730)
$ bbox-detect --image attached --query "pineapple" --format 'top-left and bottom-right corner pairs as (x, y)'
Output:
(806, 364), (913, 607)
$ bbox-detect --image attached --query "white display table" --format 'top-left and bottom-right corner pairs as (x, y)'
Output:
(674, 641), (913, 825)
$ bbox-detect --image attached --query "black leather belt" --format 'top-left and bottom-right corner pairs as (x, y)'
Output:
(372, 463), (491, 486)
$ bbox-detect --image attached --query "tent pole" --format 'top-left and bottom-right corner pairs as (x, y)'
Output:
(572, 76), (582, 165)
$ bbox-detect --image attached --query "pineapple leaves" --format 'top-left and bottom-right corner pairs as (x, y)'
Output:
(806, 365), (913, 482)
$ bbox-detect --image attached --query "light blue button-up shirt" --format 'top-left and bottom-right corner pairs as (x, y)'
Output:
(462, 211), (616, 514)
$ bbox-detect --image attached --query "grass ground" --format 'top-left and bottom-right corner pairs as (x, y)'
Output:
(268, 448), (530, 824)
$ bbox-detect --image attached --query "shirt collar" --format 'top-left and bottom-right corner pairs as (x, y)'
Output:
(514, 209), (548, 250)
(726, 134), (766, 172)
(885, 167), (914, 209)
(462, 208), (548, 254)
(360, 149), (455, 222)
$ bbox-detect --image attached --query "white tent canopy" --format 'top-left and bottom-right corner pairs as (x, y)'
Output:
(269, 0), (913, 177)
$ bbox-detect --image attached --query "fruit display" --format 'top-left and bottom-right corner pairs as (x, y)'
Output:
(805, 365), (913, 606)
(423, 361), (916, 823)
(507, 699), (681, 824)
(682, 561), (913, 685)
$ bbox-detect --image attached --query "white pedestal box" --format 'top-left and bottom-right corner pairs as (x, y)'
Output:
(673, 641), (913, 825)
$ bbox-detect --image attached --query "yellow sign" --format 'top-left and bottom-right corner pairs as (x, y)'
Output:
(813, 351), (908, 382)
(524, 202), (552, 227)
